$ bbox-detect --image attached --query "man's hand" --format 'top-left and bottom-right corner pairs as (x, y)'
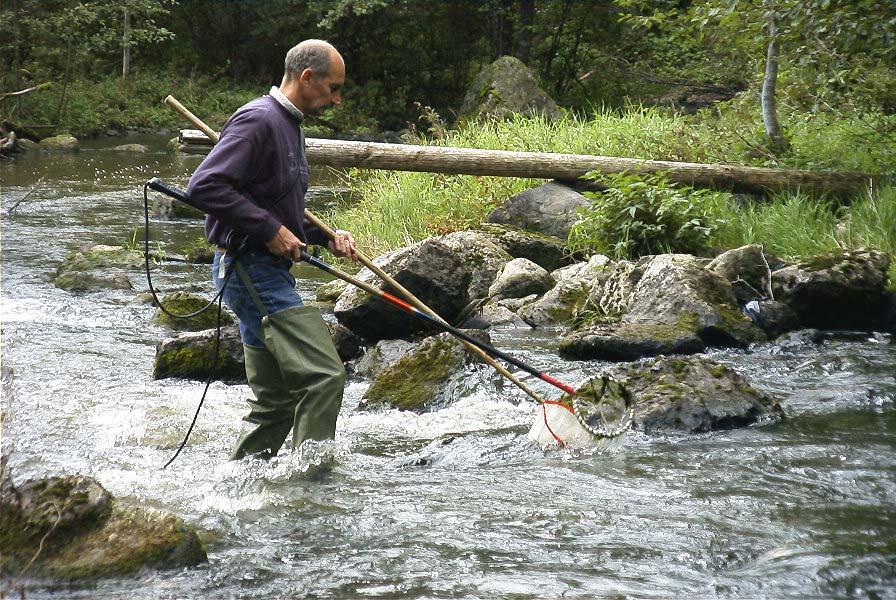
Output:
(328, 229), (359, 262)
(266, 225), (306, 261)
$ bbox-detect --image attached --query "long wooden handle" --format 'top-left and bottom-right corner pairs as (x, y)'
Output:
(165, 95), (219, 143)
(164, 94), (546, 403)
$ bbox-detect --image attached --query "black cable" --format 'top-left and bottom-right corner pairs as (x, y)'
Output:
(142, 182), (236, 468)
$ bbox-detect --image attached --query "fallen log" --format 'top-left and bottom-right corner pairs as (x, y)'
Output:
(179, 129), (887, 198)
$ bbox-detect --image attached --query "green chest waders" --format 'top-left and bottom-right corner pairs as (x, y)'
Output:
(230, 262), (346, 460)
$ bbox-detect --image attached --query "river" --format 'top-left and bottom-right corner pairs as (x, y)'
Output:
(2, 135), (895, 599)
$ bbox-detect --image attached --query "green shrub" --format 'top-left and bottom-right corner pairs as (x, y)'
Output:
(567, 172), (725, 259)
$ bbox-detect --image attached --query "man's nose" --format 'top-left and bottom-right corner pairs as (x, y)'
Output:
(332, 92), (342, 106)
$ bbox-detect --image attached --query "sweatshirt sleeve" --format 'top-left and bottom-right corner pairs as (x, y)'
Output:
(186, 120), (282, 243)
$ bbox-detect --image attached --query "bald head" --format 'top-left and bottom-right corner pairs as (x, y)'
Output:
(284, 39), (342, 81)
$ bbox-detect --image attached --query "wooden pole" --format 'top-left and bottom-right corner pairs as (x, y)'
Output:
(178, 128), (886, 198)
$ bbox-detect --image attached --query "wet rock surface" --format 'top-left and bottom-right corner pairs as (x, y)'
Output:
(0, 472), (206, 579)
(772, 249), (891, 330)
(604, 355), (783, 433)
(54, 244), (144, 292)
(152, 291), (235, 331)
(361, 331), (489, 412)
(153, 325), (246, 383)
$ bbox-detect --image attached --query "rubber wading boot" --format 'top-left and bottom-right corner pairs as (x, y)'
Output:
(230, 344), (294, 460)
(262, 305), (345, 448)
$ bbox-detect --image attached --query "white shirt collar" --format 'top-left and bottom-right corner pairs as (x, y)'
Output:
(269, 86), (304, 122)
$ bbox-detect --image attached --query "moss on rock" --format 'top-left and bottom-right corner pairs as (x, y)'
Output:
(152, 291), (234, 331)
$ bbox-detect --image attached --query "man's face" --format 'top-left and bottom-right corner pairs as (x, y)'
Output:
(300, 53), (345, 116)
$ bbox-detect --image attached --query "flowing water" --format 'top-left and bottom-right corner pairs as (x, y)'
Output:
(1, 137), (895, 599)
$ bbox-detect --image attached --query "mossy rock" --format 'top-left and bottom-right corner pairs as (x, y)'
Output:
(153, 325), (246, 383)
(111, 143), (148, 153)
(459, 56), (561, 122)
(39, 134), (80, 152)
(478, 223), (576, 271)
(559, 313), (706, 361)
(361, 331), (488, 411)
(1, 474), (206, 579)
(54, 245), (150, 292)
(152, 291), (234, 331)
(604, 355), (783, 433)
(316, 278), (349, 303)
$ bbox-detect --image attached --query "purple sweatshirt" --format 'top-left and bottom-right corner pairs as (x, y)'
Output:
(186, 95), (327, 250)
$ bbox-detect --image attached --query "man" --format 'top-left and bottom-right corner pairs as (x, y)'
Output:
(187, 40), (358, 460)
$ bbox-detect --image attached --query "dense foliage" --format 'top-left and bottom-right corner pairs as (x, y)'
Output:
(3, 0), (894, 138)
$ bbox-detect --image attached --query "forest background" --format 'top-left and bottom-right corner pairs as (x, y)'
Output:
(2, 0), (895, 282)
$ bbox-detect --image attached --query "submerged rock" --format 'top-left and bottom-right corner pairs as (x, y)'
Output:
(0, 474), (206, 579)
(153, 325), (246, 383)
(772, 249), (891, 331)
(361, 331), (489, 411)
(152, 291), (234, 331)
(111, 143), (148, 153)
(54, 244), (145, 292)
(39, 134), (79, 153)
(605, 355), (783, 433)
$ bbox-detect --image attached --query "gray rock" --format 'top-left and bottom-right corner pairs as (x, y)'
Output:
(39, 134), (79, 152)
(316, 278), (349, 303)
(152, 325), (246, 383)
(460, 55), (562, 121)
(17, 138), (39, 151)
(327, 322), (364, 362)
(560, 254), (765, 361)
(596, 259), (646, 318)
(748, 300), (799, 338)
(0, 474), (206, 578)
(334, 239), (471, 341)
(479, 223), (575, 271)
(436, 230), (512, 300)
(354, 339), (416, 378)
(459, 303), (530, 329)
(361, 331), (489, 412)
(518, 255), (613, 326)
(707, 244), (773, 304)
(772, 249), (891, 330)
(487, 182), (591, 239)
(488, 257), (555, 301)
(111, 143), (148, 153)
(603, 355), (783, 433)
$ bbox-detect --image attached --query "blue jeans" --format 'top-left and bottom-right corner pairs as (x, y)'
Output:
(213, 250), (303, 347)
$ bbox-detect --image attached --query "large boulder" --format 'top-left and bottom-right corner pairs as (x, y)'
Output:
(334, 239), (471, 341)
(605, 355), (783, 433)
(152, 325), (246, 383)
(487, 257), (555, 301)
(560, 254), (765, 361)
(436, 230), (512, 300)
(460, 56), (562, 121)
(707, 244), (773, 304)
(487, 182), (591, 239)
(54, 244), (144, 292)
(479, 223), (575, 271)
(518, 255), (613, 326)
(40, 134), (80, 153)
(771, 249), (891, 330)
(0, 474), (206, 579)
(361, 331), (489, 412)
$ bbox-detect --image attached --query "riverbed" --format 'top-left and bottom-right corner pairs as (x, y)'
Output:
(2, 136), (895, 599)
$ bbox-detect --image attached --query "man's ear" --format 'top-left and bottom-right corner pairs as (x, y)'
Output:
(299, 68), (314, 85)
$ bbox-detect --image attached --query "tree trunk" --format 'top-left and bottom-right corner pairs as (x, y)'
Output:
(761, 7), (787, 151)
(122, 4), (131, 81)
(540, 0), (571, 83)
(56, 38), (73, 125)
(515, 0), (535, 65)
(176, 130), (883, 198)
(493, 0), (515, 58)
